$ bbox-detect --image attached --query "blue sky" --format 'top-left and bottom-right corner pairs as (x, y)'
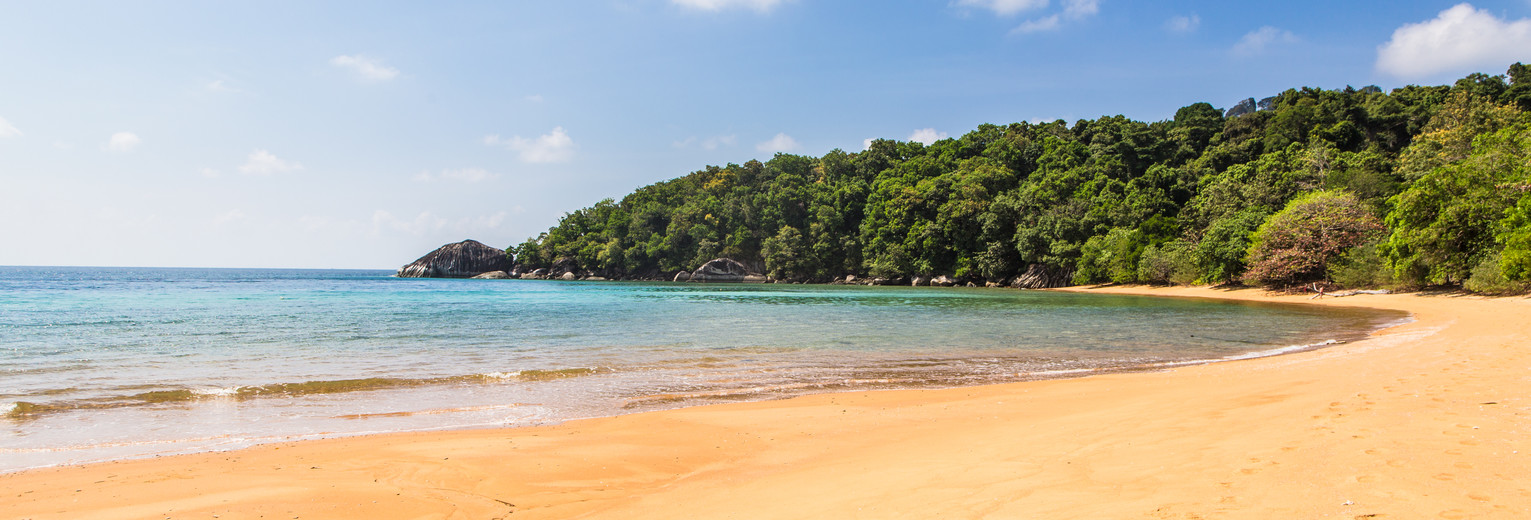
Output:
(2, 1), (1530, 269)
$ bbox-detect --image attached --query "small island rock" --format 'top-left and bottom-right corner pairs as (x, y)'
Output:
(397, 240), (513, 278)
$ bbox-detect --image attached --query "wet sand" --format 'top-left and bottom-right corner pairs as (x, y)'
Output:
(4, 285), (1528, 519)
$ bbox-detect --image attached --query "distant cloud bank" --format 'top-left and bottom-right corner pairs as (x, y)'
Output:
(1376, 3), (1531, 79)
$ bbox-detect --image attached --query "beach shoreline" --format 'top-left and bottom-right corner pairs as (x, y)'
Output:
(4, 285), (1528, 519)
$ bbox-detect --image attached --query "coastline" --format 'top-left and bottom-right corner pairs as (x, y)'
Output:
(4, 285), (1528, 519)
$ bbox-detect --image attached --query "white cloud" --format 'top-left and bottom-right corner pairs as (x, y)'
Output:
(673, 134), (737, 150)
(205, 79), (244, 93)
(1007, 0), (1096, 34)
(0, 116), (21, 138)
(755, 133), (800, 153)
(238, 149), (303, 175)
(414, 167), (497, 183)
(672, 0), (787, 13)
(484, 127), (576, 163)
(1166, 14), (1200, 33)
(330, 54), (400, 82)
(1232, 26), (1299, 56)
(1376, 3), (1531, 79)
(908, 128), (948, 145)
(1012, 15), (1060, 33)
(954, 0), (1048, 17)
(863, 138), (876, 150)
(1062, 0), (1097, 18)
(104, 132), (141, 152)
(524, 94), (545, 103)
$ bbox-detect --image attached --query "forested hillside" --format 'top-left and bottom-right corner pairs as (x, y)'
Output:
(511, 64), (1531, 292)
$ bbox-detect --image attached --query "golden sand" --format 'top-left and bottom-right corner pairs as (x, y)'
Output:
(3, 286), (1527, 519)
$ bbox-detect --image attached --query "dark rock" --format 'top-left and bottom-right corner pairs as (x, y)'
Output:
(397, 240), (512, 278)
(1225, 97), (1257, 118)
(673, 271), (691, 282)
(687, 258), (752, 282)
(911, 276), (929, 287)
(1009, 264), (1074, 289)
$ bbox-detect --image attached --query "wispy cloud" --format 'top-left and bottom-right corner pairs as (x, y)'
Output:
(1376, 3), (1531, 79)
(953, 0), (1048, 17)
(1232, 26), (1298, 56)
(413, 168), (498, 183)
(1007, 0), (1098, 35)
(1165, 14), (1200, 34)
(104, 132), (141, 152)
(370, 210), (508, 237)
(330, 54), (400, 82)
(0, 116), (20, 138)
(672, 0), (788, 13)
(484, 127), (576, 163)
(908, 128), (948, 145)
(756, 133), (800, 153)
(239, 149), (303, 175)
(673, 134), (738, 150)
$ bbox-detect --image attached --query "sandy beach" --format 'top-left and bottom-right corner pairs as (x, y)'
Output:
(3, 285), (1527, 519)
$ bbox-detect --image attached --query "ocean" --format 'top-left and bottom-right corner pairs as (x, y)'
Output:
(0, 266), (1405, 472)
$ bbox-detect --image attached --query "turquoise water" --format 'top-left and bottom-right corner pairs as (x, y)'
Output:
(0, 266), (1405, 471)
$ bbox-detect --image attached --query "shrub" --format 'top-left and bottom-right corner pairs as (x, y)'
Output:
(1463, 253), (1530, 294)
(1137, 240), (1198, 285)
(1327, 238), (1396, 289)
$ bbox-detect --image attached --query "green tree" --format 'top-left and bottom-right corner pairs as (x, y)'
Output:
(1242, 191), (1385, 287)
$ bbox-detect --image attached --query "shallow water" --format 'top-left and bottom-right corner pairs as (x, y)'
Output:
(0, 266), (1405, 472)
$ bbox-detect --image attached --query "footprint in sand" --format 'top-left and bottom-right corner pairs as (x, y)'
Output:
(1438, 509), (1468, 519)
(1357, 475), (1377, 483)
(1460, 439), (1481, 446)
(1434, 473), (1455, 481)
(1467, 493), (1491, 502)
(1455, 462), (1474, 469)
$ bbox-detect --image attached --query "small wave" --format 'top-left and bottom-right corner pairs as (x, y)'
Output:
(4, 367), (612, 419)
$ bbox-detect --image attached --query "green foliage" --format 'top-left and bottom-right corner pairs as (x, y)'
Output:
(1195, 208), (1269, 284)
(1463, 253), (1530, 294)
(1242, 191), (1385, 287)
(1136, 239), (1198, 285)
(1385, 121), (1531, 285)
(508, 65), (1528, 294)
(1327, 239), (1395, 289)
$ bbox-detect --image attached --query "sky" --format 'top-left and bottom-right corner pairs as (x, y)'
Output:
(2, 1), (1530, 269)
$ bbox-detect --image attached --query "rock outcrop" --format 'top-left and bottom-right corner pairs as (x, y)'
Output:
(686, 258), (753, 283)
(1008, 264), (1074, 289)
(397, 240), (513, 278)
(471, 271), (511, 279)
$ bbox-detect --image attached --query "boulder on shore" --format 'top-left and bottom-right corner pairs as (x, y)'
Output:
(673, 271), (691, 282)
(397, 240), (512, 278)
(687, 258), (752, 282)
(471, 271), (511, 279)
(931, 275), (957, 287)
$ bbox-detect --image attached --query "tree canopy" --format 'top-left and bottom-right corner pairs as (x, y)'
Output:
(510, 64), (1531, 292)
